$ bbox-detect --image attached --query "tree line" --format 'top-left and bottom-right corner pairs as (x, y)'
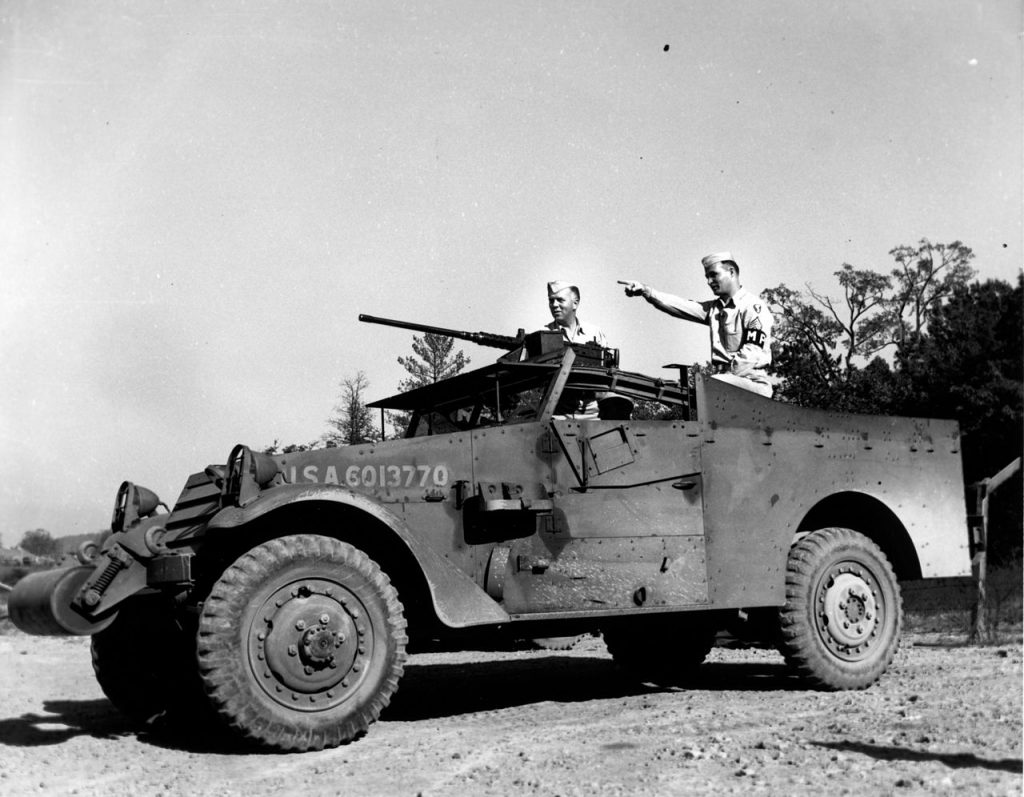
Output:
(4, 529), (97, 558)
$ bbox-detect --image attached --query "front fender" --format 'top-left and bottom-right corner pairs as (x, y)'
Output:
(206, 483), (510, 628)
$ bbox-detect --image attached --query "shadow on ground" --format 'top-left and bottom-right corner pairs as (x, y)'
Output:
(0, 699), (132, 747)
(0, 698), (246, 754)
(383, 652), (806, 722)
(815, 740), (1023, 774)
(0, 652), (809, 752)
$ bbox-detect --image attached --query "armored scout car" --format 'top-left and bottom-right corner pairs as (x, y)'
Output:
(10, 316), (972, 751)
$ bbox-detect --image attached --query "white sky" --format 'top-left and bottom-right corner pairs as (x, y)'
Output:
(1, 1), (1021, 541)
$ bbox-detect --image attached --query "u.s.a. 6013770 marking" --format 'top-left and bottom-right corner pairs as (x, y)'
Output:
(285, 463), (450, 489)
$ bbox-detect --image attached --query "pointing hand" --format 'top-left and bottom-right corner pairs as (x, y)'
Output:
(617, 280), (648, 298)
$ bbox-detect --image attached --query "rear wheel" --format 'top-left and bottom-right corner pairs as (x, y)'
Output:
(197, 534), (407, 751)
(603, 616), (716, 685)
(779, 527), (902, 689)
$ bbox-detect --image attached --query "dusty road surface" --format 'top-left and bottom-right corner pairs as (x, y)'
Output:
(0, 631), (1020, 797)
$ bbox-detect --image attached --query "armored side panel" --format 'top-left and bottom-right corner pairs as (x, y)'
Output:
(472, 417), (710, 617)
(696, 376), (970, 609)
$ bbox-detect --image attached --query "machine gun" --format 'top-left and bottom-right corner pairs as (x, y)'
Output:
(358, 314), (525, 350)
(358, 314), (619, 368)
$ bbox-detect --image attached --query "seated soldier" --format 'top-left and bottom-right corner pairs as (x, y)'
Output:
(544, 280), (609, 419)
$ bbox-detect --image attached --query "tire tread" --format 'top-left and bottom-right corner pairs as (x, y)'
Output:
(197, 534), (407, 751)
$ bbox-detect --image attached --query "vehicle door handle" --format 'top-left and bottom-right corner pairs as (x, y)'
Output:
(672, 480), (697, 491)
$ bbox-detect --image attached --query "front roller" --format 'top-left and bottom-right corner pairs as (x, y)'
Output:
(8, 566), (117, 636)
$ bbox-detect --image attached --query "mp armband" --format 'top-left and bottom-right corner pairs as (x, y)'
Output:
(744, 328), (767, 348)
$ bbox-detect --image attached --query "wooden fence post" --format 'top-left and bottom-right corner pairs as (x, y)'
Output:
(970, 457), (1022, 643)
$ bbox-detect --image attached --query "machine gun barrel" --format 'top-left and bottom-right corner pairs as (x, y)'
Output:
(358, 314), (525, 350)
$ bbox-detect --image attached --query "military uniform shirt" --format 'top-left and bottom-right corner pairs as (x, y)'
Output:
(544, 319), (608, 347)
(645, 287), (773, 389)
(544, 319), (609, 416)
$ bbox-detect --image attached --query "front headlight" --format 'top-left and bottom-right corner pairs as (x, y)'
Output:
(223, 444), (280, 507)
(111, 481), (164, 533)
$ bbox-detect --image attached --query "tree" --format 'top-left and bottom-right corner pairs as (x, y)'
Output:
(887, 239), (976, 352)
(898, 276), (1023, 478)
(763, 283), (845, 407)
(397, 333), (470, 391)
(765, 239), (976, 412)
(391, 333), (470, 435)
(325, 371), (381, 446)
(261, 440), (315, 455)
(20, 529), (59, 557)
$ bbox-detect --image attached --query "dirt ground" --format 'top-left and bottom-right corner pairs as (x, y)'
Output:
(0, 630), (1020, 797)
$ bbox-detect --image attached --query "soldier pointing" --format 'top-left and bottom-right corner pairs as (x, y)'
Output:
(620, 252), (774, 397)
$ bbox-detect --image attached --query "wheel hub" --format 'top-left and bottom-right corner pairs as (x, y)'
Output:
(302, 625), (342, 663)
(249, 578), (370, 711)
(817, 567), (882, 660)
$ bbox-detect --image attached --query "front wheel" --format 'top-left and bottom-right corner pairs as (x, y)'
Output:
(779, 527), (902, 690)
(197, 534), (407, 751)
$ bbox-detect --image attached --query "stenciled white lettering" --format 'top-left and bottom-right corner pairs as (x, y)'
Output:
(293, 462), (452, 491)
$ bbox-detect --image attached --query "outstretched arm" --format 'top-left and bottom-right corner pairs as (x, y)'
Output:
(618, 280), (708, 324)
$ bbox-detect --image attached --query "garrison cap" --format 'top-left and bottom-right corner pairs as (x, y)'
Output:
(701, 251), (737, 268)
(547, 280), (579, 298)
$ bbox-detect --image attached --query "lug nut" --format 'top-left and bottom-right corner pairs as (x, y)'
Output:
(287, 645), (298, 656)
(319, 614), (331, 625)
(295, 619), (306, 631)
